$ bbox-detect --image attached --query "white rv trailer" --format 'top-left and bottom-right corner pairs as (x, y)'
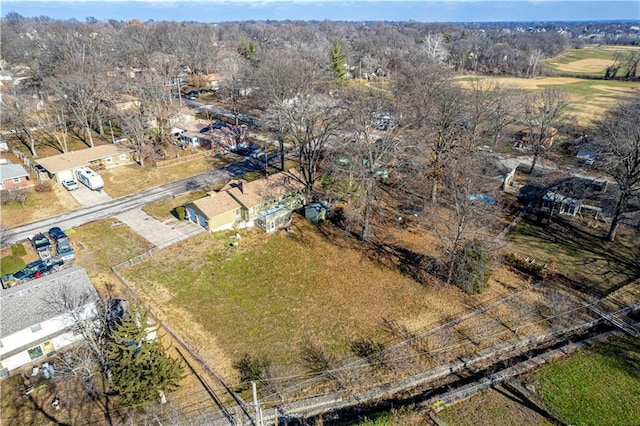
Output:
(75, 167), (104, 191)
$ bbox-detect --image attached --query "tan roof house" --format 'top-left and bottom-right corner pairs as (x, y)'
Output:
(184, 170), (307, 233)
(184, 191), (242, 232)
(36, 144), (133, 183)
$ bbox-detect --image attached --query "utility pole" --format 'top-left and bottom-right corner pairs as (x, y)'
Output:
(251, 381), (263, 426)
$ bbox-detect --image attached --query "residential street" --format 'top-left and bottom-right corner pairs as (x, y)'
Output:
(0, 153), (287, 248)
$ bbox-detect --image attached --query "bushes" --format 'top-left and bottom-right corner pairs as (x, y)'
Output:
(450, 239), (493, 294)
(175, 206), (186, 221)
(34, 181), (52, 192)
(232, 353), (269, 390)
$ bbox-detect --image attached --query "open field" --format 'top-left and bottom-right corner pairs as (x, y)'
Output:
(71, 218), (154, 294)
(455, 75), (640, 126)
(546, 44), (640, 76)
(120, 217), (532, 381)
(526, 336), (640, 426)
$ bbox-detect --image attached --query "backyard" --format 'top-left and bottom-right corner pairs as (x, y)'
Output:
(120, 216), (532, 381)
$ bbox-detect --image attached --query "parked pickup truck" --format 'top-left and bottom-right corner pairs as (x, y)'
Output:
(30, 233), (52, 260)
(1, 258), (64, 289)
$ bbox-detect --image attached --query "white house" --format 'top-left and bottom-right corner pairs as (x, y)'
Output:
(0, 266), (99, 378)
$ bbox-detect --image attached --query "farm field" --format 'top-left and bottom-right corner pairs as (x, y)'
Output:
(120, 217), (532, 381)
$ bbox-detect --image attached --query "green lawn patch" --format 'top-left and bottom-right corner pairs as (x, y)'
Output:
(0, 255), (26, 276)
(142, 190), (207, 221)
(531, 337), (640, 426)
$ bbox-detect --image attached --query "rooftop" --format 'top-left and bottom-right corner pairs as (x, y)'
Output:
(0, 164), (29, 181)
(190, 190), (240, 218)
(225, 170), (305, 209)
(36, 144), (131, 173)
(0, 266), (99, 338)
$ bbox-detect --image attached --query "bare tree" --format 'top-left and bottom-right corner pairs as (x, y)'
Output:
(3, 93), (40, 157)
(251, 48), (318, 172)
(521, 88), (568, 174)
(327, 90), (404, 241)
(593, 97), (640, 242)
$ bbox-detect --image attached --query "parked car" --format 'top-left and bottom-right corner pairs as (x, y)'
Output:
(62, 179), (79, 191)
(48, 227), (68, 242)
(30, 233), (51, 252)
(1, 258), (64, 288)
(56, 239), (75, 262)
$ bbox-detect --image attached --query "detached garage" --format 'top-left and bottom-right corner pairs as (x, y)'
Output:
(36, 145), (133, 183)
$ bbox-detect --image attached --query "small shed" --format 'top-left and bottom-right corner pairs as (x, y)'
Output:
(305, 203), (328, 223)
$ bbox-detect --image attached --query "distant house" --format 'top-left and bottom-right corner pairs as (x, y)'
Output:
(514, 126), (558, 149)
(185, 170), (306, 233)
(36, 144), (133, 183)
(0, 140), (9, 152)
(0, 266), (99, 378)
(0, 163), (33, 191)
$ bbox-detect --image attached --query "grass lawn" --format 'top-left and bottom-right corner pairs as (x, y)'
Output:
(0, 184), (81, 228)
(439, 387), (554, 426)
(71, 218), (154, 295)
(120, 218), (529, 380)
(528, 337), (640, 426)
(101, 155), (229, 198)
(506, 215), (639, 297)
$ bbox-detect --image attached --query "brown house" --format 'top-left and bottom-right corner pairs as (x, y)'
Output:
(0, 164), (33, 191)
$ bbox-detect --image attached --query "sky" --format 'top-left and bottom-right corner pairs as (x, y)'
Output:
(1, 0), (639, 23)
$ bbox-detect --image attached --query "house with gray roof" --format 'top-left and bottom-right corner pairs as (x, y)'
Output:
(0, 163), (33, 191)
(0, 266), (99, 378)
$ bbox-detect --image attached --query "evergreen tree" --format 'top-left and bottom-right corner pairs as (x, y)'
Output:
(330, 40), (347, 81)
(106, 302), (184, 407)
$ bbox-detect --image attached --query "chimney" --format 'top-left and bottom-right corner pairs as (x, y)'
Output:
(238, 181), (244, 194)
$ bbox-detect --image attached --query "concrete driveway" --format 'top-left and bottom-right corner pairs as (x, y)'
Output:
(69, 182), (203, 247)
(115, 209), (203, 247)
(70, 185), (113, 207)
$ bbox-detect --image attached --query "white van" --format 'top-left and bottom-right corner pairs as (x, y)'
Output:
(76, 167), (104, 191)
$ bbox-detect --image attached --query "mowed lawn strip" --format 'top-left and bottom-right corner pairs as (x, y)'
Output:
(531, 337), (640, 426)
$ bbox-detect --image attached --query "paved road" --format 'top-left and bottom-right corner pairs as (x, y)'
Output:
(1, 154), (286, 248)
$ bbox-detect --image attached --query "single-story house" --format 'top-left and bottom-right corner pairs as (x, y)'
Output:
(0, 163), (33, 191)
(185, 170), (307, 233)
(36, 144), (133, 183)
(184, 190), (242, 232)
(225, 170), (306, 227)
(0, 266), (99, 378)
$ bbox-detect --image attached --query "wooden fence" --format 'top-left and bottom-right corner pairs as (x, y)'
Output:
(154, 152), (204, 168)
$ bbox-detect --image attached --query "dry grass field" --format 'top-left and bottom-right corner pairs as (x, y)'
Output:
(120, 217), (532, 381)
(455, 75), (640, 126)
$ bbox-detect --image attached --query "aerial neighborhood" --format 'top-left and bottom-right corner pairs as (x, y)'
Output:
(0, 11), (639, 426)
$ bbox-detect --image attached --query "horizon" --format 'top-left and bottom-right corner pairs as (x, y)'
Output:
(2, 1), (639, 24)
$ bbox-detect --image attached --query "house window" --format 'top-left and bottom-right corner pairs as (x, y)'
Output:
(105, 157), (113, 164)
(28, 346), (43, 360)
(31, 324), (42, 333)
(12, 177), (21, 183)
(119, 153), (127, 160)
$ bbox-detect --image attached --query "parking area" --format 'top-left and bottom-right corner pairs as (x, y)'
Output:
(69, 185), (113, 207)
(115, 210), (204, 247)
